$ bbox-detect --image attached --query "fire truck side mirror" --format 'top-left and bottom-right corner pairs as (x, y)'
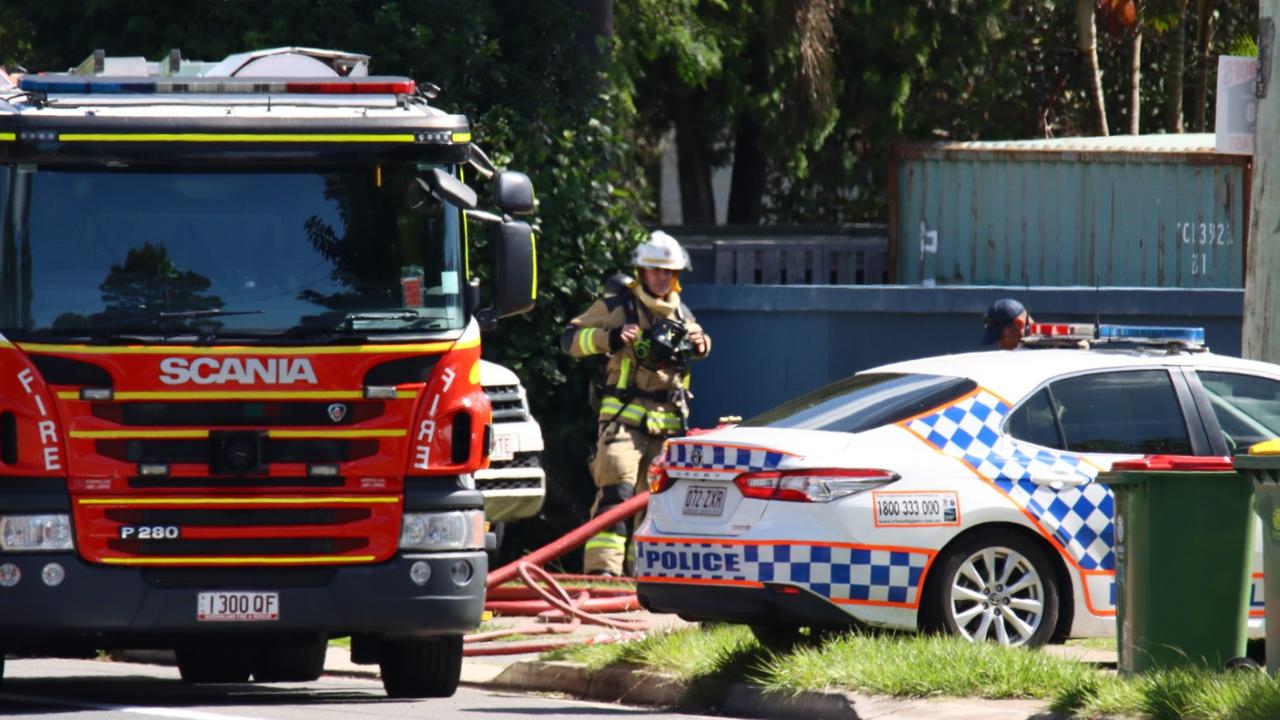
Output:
(415, 168), (478, 212)
(494, 171), (534, 215)
(480, 220), (536, 324)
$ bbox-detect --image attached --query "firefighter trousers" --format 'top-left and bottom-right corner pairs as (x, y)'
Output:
(584, 421), (666, 575)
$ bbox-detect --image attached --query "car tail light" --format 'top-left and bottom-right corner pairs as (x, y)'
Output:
(647, 461), (673, 494)
(734, 468), (898, 503)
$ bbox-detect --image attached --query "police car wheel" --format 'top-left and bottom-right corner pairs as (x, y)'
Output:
(925, 532), (1059, 648)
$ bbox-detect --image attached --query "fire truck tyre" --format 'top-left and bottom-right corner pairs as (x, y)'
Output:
(252, 638), (328, 682)
(176, 646), (253, 683)
(378, 635), (463, 698)
(922, 531), (1059, 648)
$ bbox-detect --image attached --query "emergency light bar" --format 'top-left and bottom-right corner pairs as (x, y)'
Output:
(1025, 322), (1206, 347)
(19, 76), (417, 95)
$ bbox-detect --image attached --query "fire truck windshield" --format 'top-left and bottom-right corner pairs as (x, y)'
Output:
(0, 164), (467, 340)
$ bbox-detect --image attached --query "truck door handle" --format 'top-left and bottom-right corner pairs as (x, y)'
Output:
(1029, 473), (1087, 491)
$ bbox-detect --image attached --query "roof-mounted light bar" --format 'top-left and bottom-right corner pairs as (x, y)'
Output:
(19, 76), (416, 96)
(1025, 322), (1206, 348)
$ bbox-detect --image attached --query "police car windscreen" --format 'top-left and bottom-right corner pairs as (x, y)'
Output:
(740, 373), (976, 433)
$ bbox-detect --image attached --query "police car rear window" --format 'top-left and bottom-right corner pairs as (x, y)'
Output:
(741, 373), (977, 433)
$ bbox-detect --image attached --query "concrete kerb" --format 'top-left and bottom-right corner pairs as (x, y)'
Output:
(119, 647), (1077, 718)
(480, 658), (1071, 720)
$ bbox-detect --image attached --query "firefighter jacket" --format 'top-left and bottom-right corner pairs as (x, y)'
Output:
(561, 278), (711, 436)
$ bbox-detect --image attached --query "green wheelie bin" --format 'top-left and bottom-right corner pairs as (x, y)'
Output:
(1234, 439), (1280, 674)
(1098, 455), (1253, 673)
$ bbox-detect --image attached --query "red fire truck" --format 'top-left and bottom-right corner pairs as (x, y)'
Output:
(0, 47), (536, 697)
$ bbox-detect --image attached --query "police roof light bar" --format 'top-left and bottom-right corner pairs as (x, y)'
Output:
(18, 76), (416, 95)
(1025, 322), (1205, 348)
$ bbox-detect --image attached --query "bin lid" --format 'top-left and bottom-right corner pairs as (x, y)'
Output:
(1108, 455), (1233, 472)
(1249, 439), (1280, 456)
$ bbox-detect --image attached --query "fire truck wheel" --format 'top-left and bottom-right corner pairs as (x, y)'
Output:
(252, 638), (327, 682)
(378, 635), (463, 698)
(175, 646), (253, 683)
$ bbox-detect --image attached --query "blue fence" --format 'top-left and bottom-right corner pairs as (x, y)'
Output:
(679, 284), (1244, 428)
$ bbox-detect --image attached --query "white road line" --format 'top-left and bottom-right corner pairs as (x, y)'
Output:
(3, 693), (273, 720)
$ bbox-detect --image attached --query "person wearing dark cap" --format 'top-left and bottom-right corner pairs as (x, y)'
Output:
(981, 298), (1031, 350)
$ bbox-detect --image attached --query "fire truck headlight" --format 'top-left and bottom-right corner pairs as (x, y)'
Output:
(399, 510), (485, 551)
(0, 514), (74, 552)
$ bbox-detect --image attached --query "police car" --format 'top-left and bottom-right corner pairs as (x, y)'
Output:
(635, 324), (1279, 647)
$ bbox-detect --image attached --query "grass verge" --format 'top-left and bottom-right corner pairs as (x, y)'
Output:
(543, 625), (1280, 718)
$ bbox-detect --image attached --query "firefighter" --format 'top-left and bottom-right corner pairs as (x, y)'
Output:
(561, 230), (711, 575)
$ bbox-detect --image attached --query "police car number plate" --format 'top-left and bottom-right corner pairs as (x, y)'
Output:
(683, 485), (725, 516)
(197, 591), (279, 622)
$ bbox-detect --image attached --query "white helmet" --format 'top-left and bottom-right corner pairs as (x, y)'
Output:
(632, 230), (690, 271)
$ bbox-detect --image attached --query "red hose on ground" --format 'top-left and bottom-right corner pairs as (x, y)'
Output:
(463, 489), (656, 655)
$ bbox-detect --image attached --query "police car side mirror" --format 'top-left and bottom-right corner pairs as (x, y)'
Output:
(478, 220), (536, 325)
(493, 170), (534, 215)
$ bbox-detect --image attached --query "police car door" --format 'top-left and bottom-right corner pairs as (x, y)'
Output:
(1001, 367), (1211, 618)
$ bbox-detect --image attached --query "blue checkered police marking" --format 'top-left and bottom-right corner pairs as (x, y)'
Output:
(665, 441), (786, 474)
(636, 538), (933, 606)
(902, 389), (1115, 570)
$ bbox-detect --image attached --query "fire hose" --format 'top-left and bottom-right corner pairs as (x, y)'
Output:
(462, 491), (653, 656)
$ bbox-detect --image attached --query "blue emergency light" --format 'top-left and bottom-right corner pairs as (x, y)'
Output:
(1097, 324), (1205, 344)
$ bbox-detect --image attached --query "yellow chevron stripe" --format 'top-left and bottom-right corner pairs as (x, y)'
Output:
(56, 390), (418, 401)
(269, 429), (406, 439)
(78, 496), (399, 506)
(70, 429), (208, 439)
(58, 133), (416, 143)
(17, 339), (473, 355)
(100, 555), (378, 566)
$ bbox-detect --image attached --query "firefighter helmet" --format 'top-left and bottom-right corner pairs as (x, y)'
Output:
(632, 230), (690, 271)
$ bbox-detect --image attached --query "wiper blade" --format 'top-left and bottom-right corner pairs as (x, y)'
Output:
(157, 309), (264, 319)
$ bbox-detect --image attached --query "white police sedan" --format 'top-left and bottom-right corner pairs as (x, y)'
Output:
(635, 325), (1279, 647)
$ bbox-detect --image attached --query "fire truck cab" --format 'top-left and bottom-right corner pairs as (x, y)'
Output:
(0, 47), (537, 697)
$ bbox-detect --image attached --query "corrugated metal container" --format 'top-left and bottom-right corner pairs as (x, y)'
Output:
(889, 134), (1250, 288)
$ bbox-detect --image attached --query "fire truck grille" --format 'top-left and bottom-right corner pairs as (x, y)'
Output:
(78, 502), (399, 566)
(104, 508), (371, 526)
(95, 439), (378, 464)
(91, 401), (384, 426)
(108, 537), (368, 555)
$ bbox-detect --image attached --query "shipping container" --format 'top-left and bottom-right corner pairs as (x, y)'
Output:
(889, 134), (1250, 288)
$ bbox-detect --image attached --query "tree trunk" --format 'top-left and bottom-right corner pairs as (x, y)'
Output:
(726, 114), (765, 224)
(576, 0), (613, 57)
(1242, 5), (1279, 361)
(1190, 0), (1215, 132)
(1165, 2), (1187, 132)
(1128, 27), (1142, 134)
(672, 90), (716, 225)
(1077, 0), (1109, 135)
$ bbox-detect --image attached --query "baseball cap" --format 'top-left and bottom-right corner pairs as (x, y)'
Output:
(981, 298), (1026, 345)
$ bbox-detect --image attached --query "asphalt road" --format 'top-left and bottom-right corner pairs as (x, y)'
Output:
(0, 657), (724, 720)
